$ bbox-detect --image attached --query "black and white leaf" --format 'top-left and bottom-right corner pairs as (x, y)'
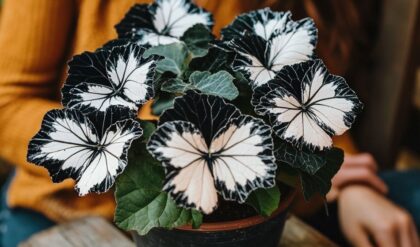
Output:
(116, 0), (213, 46)
(254, 59), (363, 151)
(159, 91), (240, 144)
(147, 92), (276, 214)
(222, 9), (314, 41)
(27, 108), (143, 196)
(211, 115), (276, 202)
(101, 38), (135, 51)
(62, 43), (161, 114)
(225, 11), (317, 87)
(225, 9), (283, 39)
(63, 49), (109, 91)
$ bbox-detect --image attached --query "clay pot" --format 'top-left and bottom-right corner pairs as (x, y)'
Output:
(132, 190), (296, 247)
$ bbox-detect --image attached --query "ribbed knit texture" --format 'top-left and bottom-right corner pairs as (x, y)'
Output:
(0, 0), (356, 222)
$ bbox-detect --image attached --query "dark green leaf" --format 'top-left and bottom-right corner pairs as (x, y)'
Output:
(138, 120), (156, 142)
(144, 43), (189, 75)
(181, 24), (214, 58)
(151, 94), (176, 116)
(275, 141), (327, 175)
(161, 71), (239, 100)
(191, 210), (203, 229)
(114, 140), (203, 235)
(246, 186), (281, 217)
(189, 46), (234, 73)
(276, 163), (300, 188)
(300, 148), (344, 200)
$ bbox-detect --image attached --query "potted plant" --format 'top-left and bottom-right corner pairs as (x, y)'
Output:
(26, 0), (363, 246)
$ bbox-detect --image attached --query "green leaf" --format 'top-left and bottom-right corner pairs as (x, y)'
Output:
(161, 71), (239, 100)
(189, 71), (239, 100)
(138, 120), (156, 142)
(181, 24), (214, 58)
(246, 187), (281, 217)
(275, 141), (327, 175)
(276, 164), (300, 188)
(144, 43), (189, 75)
(300, 148), (344, 200)
(114, 140), (203, 235)
(151, 94), (176, 116)
(156, 59), (182, 75)
(189, 46), (235, 73)
(191, 210), (203, 229)
(161, 78), (193, 92)
(188, 71), (209, 85)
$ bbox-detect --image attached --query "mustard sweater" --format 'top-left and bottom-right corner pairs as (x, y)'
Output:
(0, 0), (356, 223)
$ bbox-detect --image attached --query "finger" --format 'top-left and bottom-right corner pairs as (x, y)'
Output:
(407, 216), (419, 247)
(332, 168), (388, 194)
(410, 228), (420, 246)
(326, 186), (339, 202)
(398, 214), (414, 247)
(347, 226), (374, 247)
(373, 224), (398, 247)
(343, 153), (378, 172)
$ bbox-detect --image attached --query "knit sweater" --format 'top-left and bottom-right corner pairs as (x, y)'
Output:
(0, 0), (356, 223)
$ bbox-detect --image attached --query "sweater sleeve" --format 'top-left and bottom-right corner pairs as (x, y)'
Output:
(0, 0), (75, 175)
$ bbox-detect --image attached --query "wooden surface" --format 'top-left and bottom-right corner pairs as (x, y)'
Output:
(279, 216), (338, 247)
(20, 216), (337, 247)
(19, 217), (134, 247)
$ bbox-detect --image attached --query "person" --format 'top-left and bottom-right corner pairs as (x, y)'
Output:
(325, 152), (420, 247)
(0, 0), (418, 246)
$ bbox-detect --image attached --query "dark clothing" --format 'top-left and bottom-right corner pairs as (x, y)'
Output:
(0, 173), (54, 247)
(306, 169), (420, 246)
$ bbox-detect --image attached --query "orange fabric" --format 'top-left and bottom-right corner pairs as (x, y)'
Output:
(0, 0), (157, 222)
(333, 134), (359, 154)
(0, 0), (356, 222)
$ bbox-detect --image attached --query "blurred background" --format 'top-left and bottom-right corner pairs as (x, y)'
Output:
(0, 0), (418, 245)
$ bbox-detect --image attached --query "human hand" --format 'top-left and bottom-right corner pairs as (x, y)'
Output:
(327, 153), (388, 201)
(338, 185), (419, 247)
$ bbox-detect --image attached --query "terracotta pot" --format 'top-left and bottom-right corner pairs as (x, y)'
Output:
(132, 189), (296, 247)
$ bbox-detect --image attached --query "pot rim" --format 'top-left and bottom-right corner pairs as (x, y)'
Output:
(176, 188), (296, 232)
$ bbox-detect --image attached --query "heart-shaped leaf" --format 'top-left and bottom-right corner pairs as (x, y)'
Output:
(161, 71), (239, 100)
(275, 141), (327, 175)
(181, 24), (215, 57)
(246, 186), (280, 217)
(151, 94), (176, 116)
(160, 78), (193, 92)
(189, 45), (235, 73)
(114, 139), (202, 235)
(144, 43), (189, 75)
(300, 147), (344, 200)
